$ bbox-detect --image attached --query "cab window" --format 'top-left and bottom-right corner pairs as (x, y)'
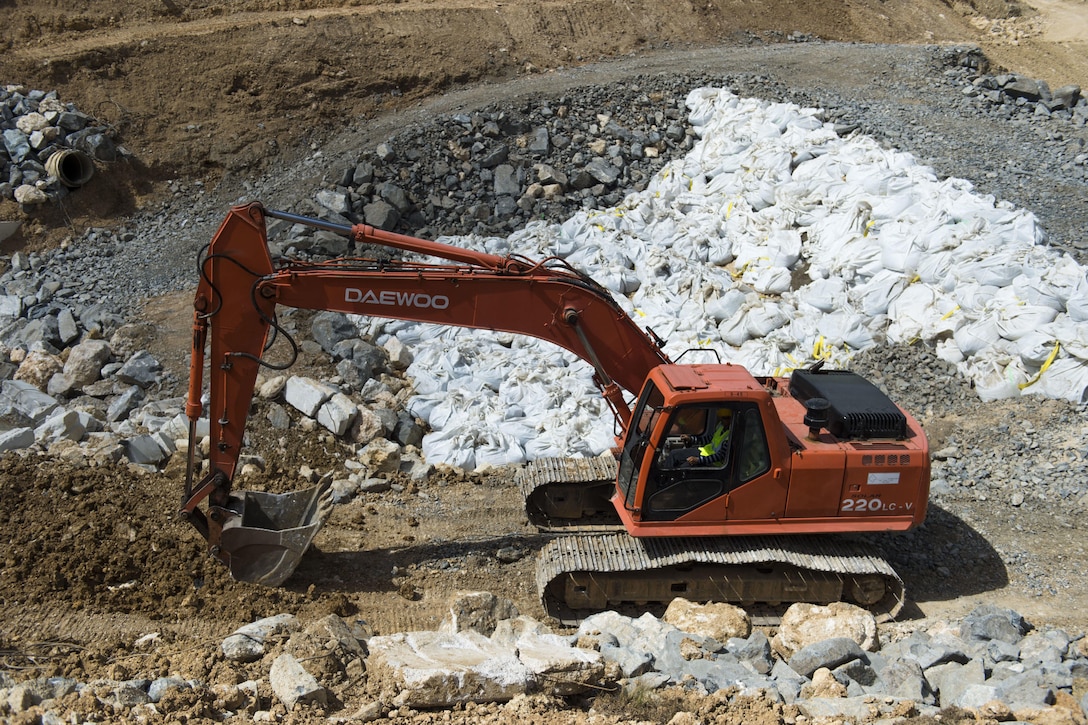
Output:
(737, 407), (770, 481)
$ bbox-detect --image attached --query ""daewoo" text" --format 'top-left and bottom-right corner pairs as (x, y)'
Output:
(344, 288), (450, 309)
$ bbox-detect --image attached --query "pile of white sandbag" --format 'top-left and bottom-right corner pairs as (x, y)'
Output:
(370, 87), (1088, 469)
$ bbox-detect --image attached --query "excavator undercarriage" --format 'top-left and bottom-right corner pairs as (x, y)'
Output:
(519, 458), (904, 623)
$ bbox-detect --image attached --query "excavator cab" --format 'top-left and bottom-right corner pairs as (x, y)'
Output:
(615, 366), (777, 527)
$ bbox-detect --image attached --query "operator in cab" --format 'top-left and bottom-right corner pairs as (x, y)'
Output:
(668, 407), (733, 467)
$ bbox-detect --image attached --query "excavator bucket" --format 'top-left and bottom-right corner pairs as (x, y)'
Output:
(216, 478), (334, 587)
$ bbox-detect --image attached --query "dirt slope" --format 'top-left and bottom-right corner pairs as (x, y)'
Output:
(3, 0), (1085, 249)
(4, 0), (1077, 185)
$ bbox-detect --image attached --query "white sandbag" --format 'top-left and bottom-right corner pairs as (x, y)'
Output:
(955, 253), (1023, 288)
(746, 266), (792, 295)
(963, 350), (1025, 403)
(817, 312), (875, 351)
(705, 287), (749, 322)
(1016, 331), (1060, 368)
(1064, 274), (1088, 322)
(473, 427), (530, 468)
(935, 338), (965, 365)
(1029, 356), (1088, 403)
(852, 269), (908, 317)
(745, 300), (790, 340)
(953, 316), (1001, 358)
(878, 222), (926, 274)
(718, 309), (752, 347)
(1009, 273), (1061, 311)
(1039, 254), (1087, 305)
(914, 250), (955, 287)
(1043, 317), (1088, 361)
(422, 427), (477, 470)
(885, 284), (936, 342)
(950, 283), (1000, 313)
(801, 277), (847, 313)
(597, 266), (642, 295)
(994, 304), (1059, 341)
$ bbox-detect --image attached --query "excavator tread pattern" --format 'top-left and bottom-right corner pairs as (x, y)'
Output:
(517, 457), (624, 532)
(514, 456), (619, 497)
(536, 533), (904, 623)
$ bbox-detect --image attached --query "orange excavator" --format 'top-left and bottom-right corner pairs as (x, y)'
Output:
(182, 202), (930, 619)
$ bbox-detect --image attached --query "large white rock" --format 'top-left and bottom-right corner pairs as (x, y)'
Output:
(0, 427), (35, 452)
(772, 602), (879, 660)
(350, 406), (384, 446)
(440, 591), (518, 637)
(15, 112), (48, 133)
(316, 392), (358, 435)
(0, 379), (60, 424)
(367, 630), (532, 707)
(13, 184), (48, 205)
(0, 295), (22, 320)
(63, 339), (112, 389)
(14, 349), (63, 390)
(284, 376), (336, 418)
(269, 653), (326, 710)
(221, 613), (299, 662)
(34, 409), (88, 444)
(357, 437), (400, 475)
(663, 597), (751, 640)
(509, 629), (604, 696)
(383, 336), (413, 370)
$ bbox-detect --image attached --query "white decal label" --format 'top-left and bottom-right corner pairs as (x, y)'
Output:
(345, 288), (450, 309)
(867, 472), (900, 485)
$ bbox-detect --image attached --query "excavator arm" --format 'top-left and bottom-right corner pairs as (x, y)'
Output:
(181, 202), (670, 584)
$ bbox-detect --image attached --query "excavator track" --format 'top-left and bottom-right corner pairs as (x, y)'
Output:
(535, 532), (904, 625)
(517, 456), (624, 533)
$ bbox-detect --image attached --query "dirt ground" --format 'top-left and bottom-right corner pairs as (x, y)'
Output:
(4, 0), (1088, 722)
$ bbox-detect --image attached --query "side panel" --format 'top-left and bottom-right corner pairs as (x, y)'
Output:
(722, 468), (791, 521)
(783, 441), (847, 519)
(837, 444), (928, 520)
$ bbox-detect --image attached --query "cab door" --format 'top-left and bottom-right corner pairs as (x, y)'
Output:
(642, 403), (781, 522)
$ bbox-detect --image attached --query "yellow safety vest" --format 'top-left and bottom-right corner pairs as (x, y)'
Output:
(699, 423), (730, 457)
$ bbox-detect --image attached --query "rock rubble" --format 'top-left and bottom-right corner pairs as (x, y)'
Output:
(3, 595), (1087, 723)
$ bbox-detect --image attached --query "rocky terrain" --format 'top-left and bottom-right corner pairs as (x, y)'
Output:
(3, 0), (1088, 723)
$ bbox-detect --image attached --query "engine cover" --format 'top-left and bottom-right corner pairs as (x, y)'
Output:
(789, 369), (907, 440)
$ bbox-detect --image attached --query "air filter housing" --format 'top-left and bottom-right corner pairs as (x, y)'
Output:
(789, 369), (907, 440)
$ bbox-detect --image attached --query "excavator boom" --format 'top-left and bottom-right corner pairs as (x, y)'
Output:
(182, 203), (669, 583)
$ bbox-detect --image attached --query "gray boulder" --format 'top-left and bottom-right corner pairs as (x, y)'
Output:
(115, 351), (162, 388)
(221, 613), (299, 662)
(62, 339), (112, 389)
(310, 311), (357, 355)
(789, 637), (866, 678)
(960, 605), (1031, 644)
(0, 379), (60, 425)
(270, 653), (326, 710)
